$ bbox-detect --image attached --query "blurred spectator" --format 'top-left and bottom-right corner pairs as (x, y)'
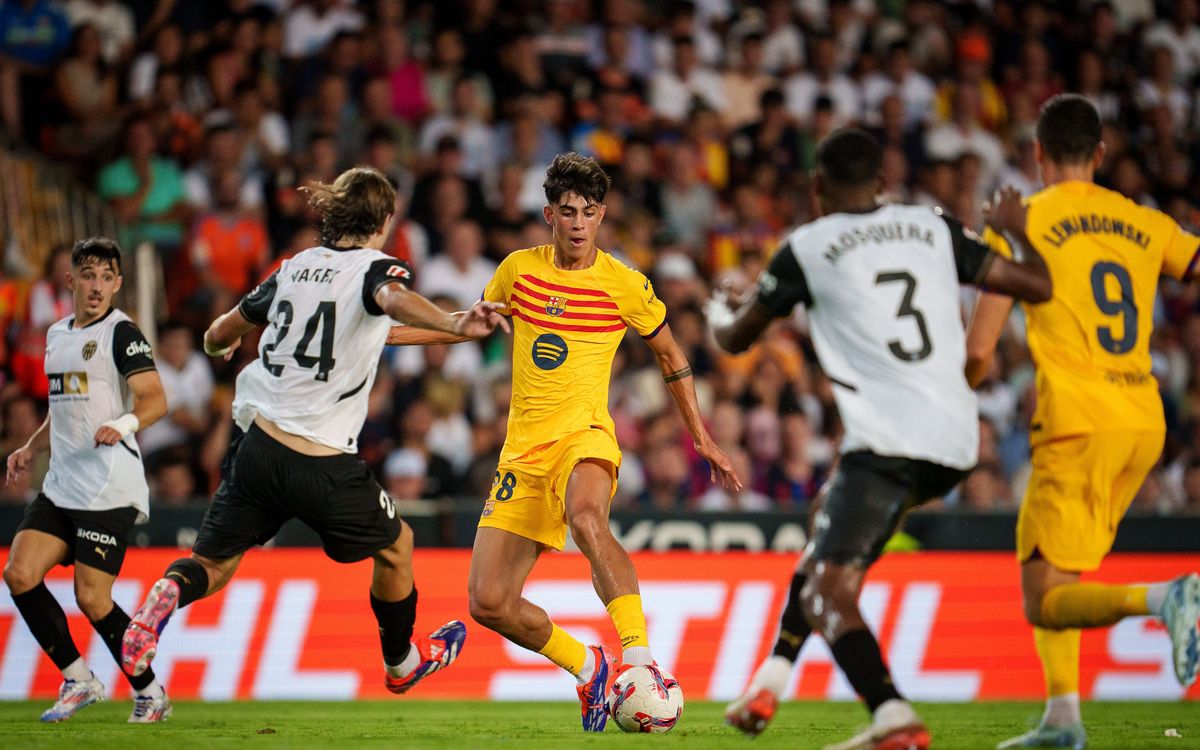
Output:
(292, 73), (362, 168)
(51, 23), (120, 158)
(283, 0), (364, 61)
(427, 28), (493, 118)
(383, 447), (427, 501)
(137, 322), (214, 460)
(0, 0), (70, 136)
(187, 167), (271, 308)
(98, 115), (189, 254)
(1141, 0), (1200, 84)
(784, 31), (861, 129)
(127, 22), (183, 105)
(0, 395), (44, 502)
(11, 246), (72, 401)
(62, 0), (133, 66)
(924, 83), (1005, 190)
(720, 32), (772, 131)
(760, 0), (804, 75)
(418, 76), (497, 182)
(147, 451), (197, 507)
(378, 23), (429, 124)
(862, 41), (936, 130)
(185, 117), (264, 212)
(661, 146), (717, 254)
(649, 35), (724, 126)
(418, 220), (496, 309)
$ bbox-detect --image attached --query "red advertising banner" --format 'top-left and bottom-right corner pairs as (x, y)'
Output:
(1, 549), (1197, 702)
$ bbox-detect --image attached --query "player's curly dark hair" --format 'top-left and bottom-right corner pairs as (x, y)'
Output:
(71, 236), (122, 273)
(1036, 94), (1101, 165)
(543, 152), (611, 206)
(300, 167), (397, 247)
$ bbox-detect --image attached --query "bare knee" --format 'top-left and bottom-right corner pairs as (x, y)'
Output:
(468, 582), (514, 631)
(74, 583), (113, 622)
(3, 560), (43, 595)
(1023, 591), (1047, 627)
(567, 507), (611, 554)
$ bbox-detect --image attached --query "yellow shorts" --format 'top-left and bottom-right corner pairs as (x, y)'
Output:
(1017, 430), (1163, 571)
(477, 429), (621, 550)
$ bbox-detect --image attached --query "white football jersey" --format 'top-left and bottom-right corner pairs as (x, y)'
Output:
(232, 246), (414, 452)
(756, 204), (996, 470)
(42, 308), (156, 519)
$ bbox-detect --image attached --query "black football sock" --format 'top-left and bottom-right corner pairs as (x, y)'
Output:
(90, 603), (156, 690)
(772, 571), (813, 661)
(11, 583), (81, 671)
(371, 588), (417, 666)
(164, 558), (209, 608)
(829, 628), (904, 712)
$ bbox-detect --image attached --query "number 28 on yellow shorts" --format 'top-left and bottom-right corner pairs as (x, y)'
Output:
(478, 429), (621, 550)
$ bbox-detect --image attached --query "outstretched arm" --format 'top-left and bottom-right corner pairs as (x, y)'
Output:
(6, 415), (50, 485)
(375, 284), (509, 339)
(644, 324), (741, 490)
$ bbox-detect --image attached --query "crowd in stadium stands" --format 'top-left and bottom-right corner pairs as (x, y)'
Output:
(1, 0), (1200, 516)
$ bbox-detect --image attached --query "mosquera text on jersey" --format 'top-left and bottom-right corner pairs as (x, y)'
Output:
(985, 181), (1200, 444)
(768, 204), (987, 470)
(42, 307), (156, 519)
(483, 244), (666, 462)
(232, 246), (414, 452)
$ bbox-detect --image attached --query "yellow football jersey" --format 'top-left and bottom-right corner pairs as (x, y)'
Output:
(986, 181), (1199, 444)
(483, 245), (667, 462)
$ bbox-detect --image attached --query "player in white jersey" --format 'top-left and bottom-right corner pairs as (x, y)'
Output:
(708, 129), (1053, 750)
(120, 167), (507, 702)
(3, 238), (171, 723)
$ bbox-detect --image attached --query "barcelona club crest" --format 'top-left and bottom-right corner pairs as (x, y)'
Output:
(544, 295), (566, 317)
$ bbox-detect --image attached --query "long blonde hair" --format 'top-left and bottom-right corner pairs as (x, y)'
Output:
(299, 167), (397, 247)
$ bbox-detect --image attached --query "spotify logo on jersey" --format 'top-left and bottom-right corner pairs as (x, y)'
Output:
(532, 333), (568, 370)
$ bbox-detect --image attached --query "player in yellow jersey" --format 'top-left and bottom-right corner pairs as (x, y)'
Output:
(965, 95), (1200, 750)
(389, 153), (739, 731)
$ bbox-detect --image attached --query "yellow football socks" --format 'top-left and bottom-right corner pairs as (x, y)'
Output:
(1040, 583), (1149, 629)
(606, 594), (650, 650)
(538, 623), (588, 677)
(1034, 627), (1081, 697)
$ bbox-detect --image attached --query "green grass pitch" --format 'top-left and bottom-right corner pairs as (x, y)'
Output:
(0, 700), (1196, 748)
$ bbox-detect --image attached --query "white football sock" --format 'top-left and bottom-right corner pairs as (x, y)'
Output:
(623, 646), (653, 666)
(873, 698), (919, 729)
(576, 647), (597, 684)
(61, 657), (91, 683)
(385, 644), (422, 679)
(1147, 582), (1169, 617)
(1042, 692), (1081, 727)
(750, 655), (793, 698)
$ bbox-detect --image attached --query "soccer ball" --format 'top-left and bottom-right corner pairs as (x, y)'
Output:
(607, 664), (684, 733)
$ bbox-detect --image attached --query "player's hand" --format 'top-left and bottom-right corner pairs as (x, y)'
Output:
(6, 446), (32, 485)
(983, 186), (1027, 236)
(697, 440), (742, 491)
(702, 288), (736, 329)
(205, 335), (241, 361)
(94, 426), (122, 447)
(455, 301), (511, 338)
